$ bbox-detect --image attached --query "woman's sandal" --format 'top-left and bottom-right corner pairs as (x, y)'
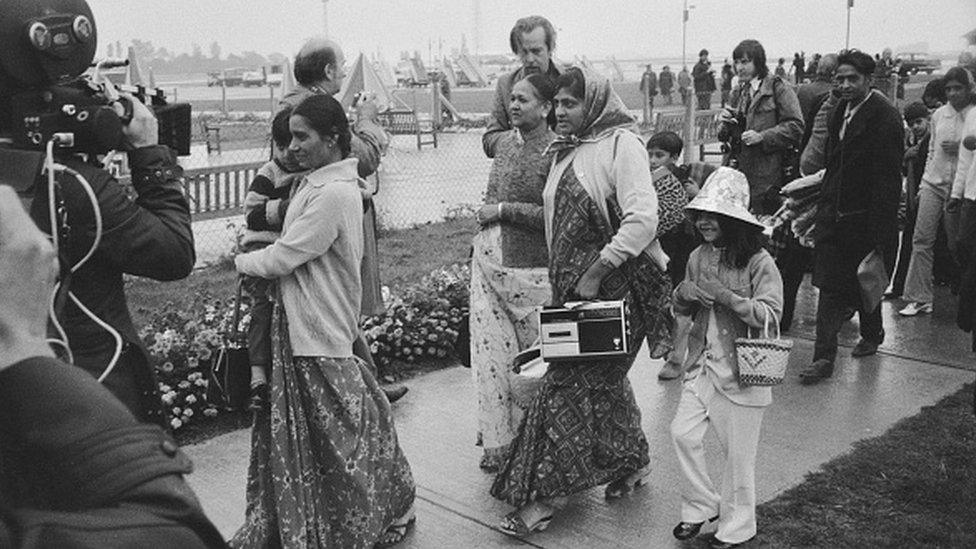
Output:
(374, 508), (417, 548)
(672, 515), (719, 540)
(604, 465), (652, 499)
(499, 508), (553, 537)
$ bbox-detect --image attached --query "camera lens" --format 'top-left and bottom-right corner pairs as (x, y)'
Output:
(73, 16), (93, 42)
(27, 22), (51, 50)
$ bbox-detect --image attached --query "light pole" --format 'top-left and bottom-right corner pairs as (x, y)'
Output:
(322, 0), (330, 38)
(845, 0), (853, 49)
(681, 0), (696, 70)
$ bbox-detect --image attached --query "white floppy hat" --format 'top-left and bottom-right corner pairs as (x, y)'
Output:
(685, 166), (764, 230)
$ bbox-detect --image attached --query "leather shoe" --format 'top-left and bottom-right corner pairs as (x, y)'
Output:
(383, 385), (408, 403)
(799, 359), (834, 384)
(672, 515), (718, 540)
(708, 534), (754, 548)
(851, 337), (881, 358)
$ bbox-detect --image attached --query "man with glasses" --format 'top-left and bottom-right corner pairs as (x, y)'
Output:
(281, 38), (383, 177)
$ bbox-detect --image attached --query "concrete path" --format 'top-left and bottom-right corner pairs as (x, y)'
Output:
(184, 282), (974, 547)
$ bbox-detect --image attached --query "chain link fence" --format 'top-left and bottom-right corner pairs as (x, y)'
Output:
(179, 72), (932, 268)
(182, 116), (492, 267)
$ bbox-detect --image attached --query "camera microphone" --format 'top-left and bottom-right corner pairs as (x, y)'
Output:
(90, 58), (129, 70)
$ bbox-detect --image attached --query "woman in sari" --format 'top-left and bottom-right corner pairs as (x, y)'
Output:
(471, 73), (556, 472)
(232, 94), (415, 548)
(491, 67), (673, 535)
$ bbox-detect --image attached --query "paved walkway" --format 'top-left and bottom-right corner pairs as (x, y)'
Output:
(184, 283), (974, 547)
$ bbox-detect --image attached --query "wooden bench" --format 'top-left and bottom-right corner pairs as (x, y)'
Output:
(377, 109), (437, 150)
(652, 109), (725, 162)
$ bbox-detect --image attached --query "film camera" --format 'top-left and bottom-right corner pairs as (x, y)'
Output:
(720, 109), (747, 169)
(0, 0), (191, 156)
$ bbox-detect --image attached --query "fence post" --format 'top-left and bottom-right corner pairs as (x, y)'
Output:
(682, 91), (696, 165)
(431, 77), (442, 130)
(642, 79), (652, 127)
(220, 70), (228, 115)
(269, 84), (276, 114)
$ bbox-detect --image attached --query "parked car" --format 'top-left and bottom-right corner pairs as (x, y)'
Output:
(207, 67), (247, 87)
(242, 70), (266, 87)
(895, 52), (941, 75)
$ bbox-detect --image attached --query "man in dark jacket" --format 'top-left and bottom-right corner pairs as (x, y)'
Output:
(801, 50), (904, 384)
(692, 49), (716, 110)
(0, 185), (225, 548)
(1, 88), (195, 426)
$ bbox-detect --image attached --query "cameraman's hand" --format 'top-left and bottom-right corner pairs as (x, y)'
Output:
(0, 186), (58, 372)
(118, 94), (159, 149)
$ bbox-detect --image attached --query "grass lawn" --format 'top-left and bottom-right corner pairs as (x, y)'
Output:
(127, 217), (477, 328)
(754, 382), (976, 548)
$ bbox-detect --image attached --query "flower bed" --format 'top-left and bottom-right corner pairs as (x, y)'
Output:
(363, 263), (470, 373)
(139, 263), (470, 432)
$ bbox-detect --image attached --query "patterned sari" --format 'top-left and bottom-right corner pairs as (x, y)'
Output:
(231, 305), (415, 548)
(471, 224), (551, 462)
(490, 162), (672, 507)
(490, 68), (672, 508)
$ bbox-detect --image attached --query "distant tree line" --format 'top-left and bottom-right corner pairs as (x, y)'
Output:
(105, 39), (288, 74)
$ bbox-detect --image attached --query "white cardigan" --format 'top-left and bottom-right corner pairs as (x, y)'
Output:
(951, 107), (976, 201)
(235, 158), (364, 357)
(543, 129), (667, 270)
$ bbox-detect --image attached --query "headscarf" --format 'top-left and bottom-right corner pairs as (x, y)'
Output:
(546, 67), (638, 156)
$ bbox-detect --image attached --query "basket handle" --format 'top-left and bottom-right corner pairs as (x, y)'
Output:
(747, 301), (780, 340)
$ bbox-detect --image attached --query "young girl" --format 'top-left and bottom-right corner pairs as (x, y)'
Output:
(669, 167), (784, 549)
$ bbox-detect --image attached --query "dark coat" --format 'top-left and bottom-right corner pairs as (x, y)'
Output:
(813, 91), (904, 298)
(0, 357), (226, 548)
(25, 145), (195, 425)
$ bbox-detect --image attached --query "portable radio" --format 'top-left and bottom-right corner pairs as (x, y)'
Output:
(539, 300), (630, 362)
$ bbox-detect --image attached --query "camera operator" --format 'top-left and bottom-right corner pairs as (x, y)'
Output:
(0, 185), (225, 548)
(0, 0), (195, 425)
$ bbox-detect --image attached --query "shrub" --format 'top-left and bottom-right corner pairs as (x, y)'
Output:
(362, 263), (470, 372)
(138, 295), (248, 431)
(139, 263), (470, 430)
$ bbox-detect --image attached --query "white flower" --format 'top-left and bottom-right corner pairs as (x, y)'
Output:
(185, 395), (197, 404)
(170, 418), (183, 429)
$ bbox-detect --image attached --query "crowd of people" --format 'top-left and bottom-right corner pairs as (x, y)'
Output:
(469, 15), (976, 549)
(1, 1), (975, 547)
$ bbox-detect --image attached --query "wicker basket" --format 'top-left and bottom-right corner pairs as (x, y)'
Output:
(510, 346), (547, 409)
(734, 302), (792, 386)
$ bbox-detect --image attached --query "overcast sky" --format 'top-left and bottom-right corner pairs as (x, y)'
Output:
(89, 0), (975, 63)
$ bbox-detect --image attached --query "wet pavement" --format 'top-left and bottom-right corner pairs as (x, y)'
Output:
(184, 278), (974, 548)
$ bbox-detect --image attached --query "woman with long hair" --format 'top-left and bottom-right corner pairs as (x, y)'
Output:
(900, 66), (976, 316)
(232, 94), (415, 548)
(491, 67), (673, 536)
(471, 73), (556, 472)
(669, 168), (783, 549)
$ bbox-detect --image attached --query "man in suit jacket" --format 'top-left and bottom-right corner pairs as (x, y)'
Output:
(801, 50), (904, 384)
(0, 185), (226, 548)
(482, 15), (565, 158)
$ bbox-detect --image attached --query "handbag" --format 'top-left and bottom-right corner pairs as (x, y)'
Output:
(207, 279), (251, 410)
(510, 345), (546, 408)
(734, 302), (792, 386)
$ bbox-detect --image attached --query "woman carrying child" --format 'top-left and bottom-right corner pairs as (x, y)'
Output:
(669, 167), (784, 549)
